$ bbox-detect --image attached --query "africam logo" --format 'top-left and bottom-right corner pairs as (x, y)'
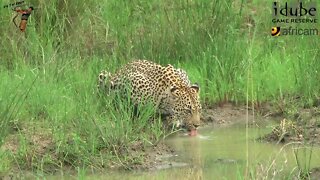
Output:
(271, 27), (280, 36)
(271, 26), (319, 36)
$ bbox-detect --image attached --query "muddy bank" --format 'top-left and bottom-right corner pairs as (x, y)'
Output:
(120, 141), (179, 171)
(202, 103), (320, 146)
(259, 107), (320, 145)
(201, 103), (259, 126)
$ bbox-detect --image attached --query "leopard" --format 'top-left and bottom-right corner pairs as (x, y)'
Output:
(97, 60), (201, 132)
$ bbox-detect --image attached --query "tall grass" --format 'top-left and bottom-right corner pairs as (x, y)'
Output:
(0, 61), (164, 174)
(0, 0), (319, 176)
(1, 0), (319, 102)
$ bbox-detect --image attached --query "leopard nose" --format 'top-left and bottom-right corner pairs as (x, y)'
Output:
(193, 124), (200, 129)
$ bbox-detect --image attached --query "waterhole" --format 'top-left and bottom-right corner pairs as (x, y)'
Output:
(103, 123), (320, 179)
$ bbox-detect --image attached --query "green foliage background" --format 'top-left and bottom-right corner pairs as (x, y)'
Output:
(0, 0), (319, 176)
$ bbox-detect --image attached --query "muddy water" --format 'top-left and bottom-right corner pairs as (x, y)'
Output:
(164, 125), (320, 179)
(104, 123), (320, 179)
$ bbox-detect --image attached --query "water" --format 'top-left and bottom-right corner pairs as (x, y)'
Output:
(50, 123), (320, 179)
(163, 125), (320, 179)
(112, 124), (320, 179)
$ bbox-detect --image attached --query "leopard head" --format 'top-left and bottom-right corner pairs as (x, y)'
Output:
(167, 84), (201, 131)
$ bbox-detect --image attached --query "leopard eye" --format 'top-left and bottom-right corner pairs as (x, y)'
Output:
(184, 108), (192, 114)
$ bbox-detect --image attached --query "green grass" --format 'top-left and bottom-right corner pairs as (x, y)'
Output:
(0, 0), (319, 178)
(0, 60), (164, 173)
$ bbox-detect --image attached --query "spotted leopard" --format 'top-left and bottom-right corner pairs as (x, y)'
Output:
(97, 60), (201, 131)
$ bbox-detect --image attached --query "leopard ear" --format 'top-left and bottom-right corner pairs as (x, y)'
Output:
(191, 83), (200, 93)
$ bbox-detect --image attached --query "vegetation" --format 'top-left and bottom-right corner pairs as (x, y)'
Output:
(0, 0), (319, 178)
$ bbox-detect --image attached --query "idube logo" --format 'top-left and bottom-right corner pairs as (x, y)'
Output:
(271, 1), (318, 36)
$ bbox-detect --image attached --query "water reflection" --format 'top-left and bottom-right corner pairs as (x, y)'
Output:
(181, 135), (203, 180)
